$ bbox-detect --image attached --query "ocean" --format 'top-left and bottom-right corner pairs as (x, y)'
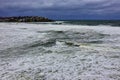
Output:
(31, 20), (120, 26)
(0, 22), (120, 80)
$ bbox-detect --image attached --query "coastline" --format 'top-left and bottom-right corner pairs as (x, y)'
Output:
(0, 16), (53, 22)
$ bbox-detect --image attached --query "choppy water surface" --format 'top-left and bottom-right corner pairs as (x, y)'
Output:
(31, 20), (120, 26)
(0, 23), (120, 80)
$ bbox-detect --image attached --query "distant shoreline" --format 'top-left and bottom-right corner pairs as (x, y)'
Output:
(0, 16), (53, 22)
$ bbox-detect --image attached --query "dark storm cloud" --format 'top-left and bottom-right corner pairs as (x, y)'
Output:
(0, 0), (120, 19)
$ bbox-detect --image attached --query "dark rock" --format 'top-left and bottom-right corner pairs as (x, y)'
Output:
(0, 16), (53, 22)
(65, 41), (74, 46)
(65, 41), (80, 47)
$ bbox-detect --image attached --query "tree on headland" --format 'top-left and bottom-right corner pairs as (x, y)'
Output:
(0, 16), (53, 22)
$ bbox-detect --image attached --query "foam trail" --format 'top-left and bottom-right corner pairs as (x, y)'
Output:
(0, 23), (120, 80)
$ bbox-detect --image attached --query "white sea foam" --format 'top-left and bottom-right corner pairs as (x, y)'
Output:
(0, 23), (120, 80)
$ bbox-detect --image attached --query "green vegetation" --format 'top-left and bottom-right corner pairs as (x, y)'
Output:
(0, 16), (53, 22)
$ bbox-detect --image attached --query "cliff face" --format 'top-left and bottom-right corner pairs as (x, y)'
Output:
(0, 16), (53, 22)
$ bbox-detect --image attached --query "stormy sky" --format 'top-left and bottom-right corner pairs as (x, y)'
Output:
(0, 0), (120, 20)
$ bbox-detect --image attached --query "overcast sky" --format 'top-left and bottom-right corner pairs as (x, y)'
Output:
(0, 0), (120, 20)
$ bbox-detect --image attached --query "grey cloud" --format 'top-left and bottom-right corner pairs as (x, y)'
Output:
(0, 0), (120, 14)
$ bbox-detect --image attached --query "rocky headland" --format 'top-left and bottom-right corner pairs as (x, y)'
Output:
(0, 16), (53, 22)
